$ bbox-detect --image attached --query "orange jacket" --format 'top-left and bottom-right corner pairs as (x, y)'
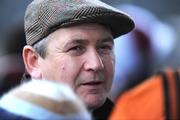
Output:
(110, 68), (180, 120)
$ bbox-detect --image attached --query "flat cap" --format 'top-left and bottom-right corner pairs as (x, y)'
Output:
(25, 0), (135, 45)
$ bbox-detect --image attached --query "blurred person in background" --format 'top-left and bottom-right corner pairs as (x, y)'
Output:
(0, 79), (92, 120)
(110, 68), (180, 120)
(0, 24), (26, 96)
(109, 4), (179, 120)
(109, 4), (176, 100)
(0, 54), (24, 96)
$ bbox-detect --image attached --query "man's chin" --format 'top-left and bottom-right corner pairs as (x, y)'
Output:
(84, 95), (106, 111)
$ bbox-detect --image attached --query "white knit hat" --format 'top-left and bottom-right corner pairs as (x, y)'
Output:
(0, 79), (91, 120)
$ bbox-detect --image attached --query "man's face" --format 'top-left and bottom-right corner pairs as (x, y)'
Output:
(38, 23), (115, 110)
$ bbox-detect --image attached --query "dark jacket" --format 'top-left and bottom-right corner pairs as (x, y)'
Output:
(93, 98), (114, 120)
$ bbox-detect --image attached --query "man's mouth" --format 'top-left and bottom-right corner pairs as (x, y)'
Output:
(82, 81), (102, 86)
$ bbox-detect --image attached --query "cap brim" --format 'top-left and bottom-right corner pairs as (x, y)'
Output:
(59, 12), (135, 38)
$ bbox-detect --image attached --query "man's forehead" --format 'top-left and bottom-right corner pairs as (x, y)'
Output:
(48, 23), (113, 42)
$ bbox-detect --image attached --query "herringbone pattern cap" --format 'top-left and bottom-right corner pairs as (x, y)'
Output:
(25, 0), (135, 45)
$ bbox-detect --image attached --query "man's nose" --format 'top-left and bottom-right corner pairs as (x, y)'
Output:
(84, 50), (104, 71)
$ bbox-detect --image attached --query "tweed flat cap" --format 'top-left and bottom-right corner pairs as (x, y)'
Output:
(25, 0), (135, 45)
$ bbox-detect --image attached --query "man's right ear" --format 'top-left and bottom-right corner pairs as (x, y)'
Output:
(23, 45), (42, 79)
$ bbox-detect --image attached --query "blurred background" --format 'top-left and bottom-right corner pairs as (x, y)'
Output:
(0, 0), (180, 100)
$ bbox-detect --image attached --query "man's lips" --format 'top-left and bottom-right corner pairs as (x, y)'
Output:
(81, 81), (102, 86)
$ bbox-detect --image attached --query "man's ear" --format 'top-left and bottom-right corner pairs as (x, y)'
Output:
(23, 45), (42, 79)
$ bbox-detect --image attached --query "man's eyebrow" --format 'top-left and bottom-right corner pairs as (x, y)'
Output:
(64, 39), (88, 47)
(68, 39), (85, 43)
(63, 36), (114, 48)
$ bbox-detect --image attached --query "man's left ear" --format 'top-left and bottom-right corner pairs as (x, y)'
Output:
(22, 45), (42, 79)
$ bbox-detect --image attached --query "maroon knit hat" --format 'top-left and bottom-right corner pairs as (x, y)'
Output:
(24, 0), (135, 45)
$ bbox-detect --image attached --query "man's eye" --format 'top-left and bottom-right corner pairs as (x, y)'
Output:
(98, 45), (113, 54)
(68, 46), (85, 55)
(69, 46), (82, 51)
(101, 45), (113, 50)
